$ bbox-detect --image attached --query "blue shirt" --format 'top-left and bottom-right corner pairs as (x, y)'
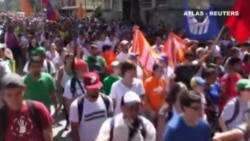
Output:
(163, 115), (211, 141)
(209, 81), (220, 105)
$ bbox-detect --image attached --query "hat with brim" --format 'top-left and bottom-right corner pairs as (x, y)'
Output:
(83, 72), (103, 89)
(190, 76), (206, 89)
(121, 91), (141, 106)
(35, 46), (46, 55)
(237, 79), (250, 91)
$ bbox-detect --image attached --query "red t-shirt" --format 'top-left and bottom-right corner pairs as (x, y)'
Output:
(219, 73), (241, 110)
(5, 101), (52, 141)
(242, 63), (250, 75)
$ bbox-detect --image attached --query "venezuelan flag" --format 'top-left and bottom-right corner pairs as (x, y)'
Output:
(46, 2), (57, 22)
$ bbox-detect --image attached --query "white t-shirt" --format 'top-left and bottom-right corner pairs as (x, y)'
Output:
(96, 113), (156, 141)
(23, 59), (56, 74)
(117, 52), (129, 63)
(163, 66), (175, 91)
(69, 95), (113, 141)
(110, 78), (145, 114)
(46, 51), (61, 67)
(63, 78), (85, 100)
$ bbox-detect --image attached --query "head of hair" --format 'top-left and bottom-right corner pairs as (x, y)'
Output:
(152, 63), (161, 76)
(120, 61), (136, 76)
(228, 57), (241, 67)
(243, 53), (250, 63)
(167, 82), (187, 106)
(28, 57), (43, 68)
(202, 67), (217, 78)
(180, 91), (202, 108)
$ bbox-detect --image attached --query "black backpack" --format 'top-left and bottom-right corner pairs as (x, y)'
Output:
(70, 77), (85, 97)
(46, 60), (51, 74)
(77, 94), (113, 122)
(109, 116), (147, 141)
(0, 100), (42, 141)
(225, 98), (240, 126)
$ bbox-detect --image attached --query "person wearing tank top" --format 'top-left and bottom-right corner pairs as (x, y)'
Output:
(56, 53), (74, 130)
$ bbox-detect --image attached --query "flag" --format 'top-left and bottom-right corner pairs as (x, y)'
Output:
(20, 0), (33, 17)
(226, 0), (250, 43)
(184, 3), (219, 40)
(132, 28), (159, 73)
(77, 3), (84, 20)
(102, 50), (117, 73)
(46, 2), (57, 21)
(42, 0), (49, 5)
(163, 33), (186, 68)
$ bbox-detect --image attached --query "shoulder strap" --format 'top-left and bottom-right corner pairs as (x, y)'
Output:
(109, 118), (115, 141)
(70, 77), (77, 96)
(0, 105), (7, 141)
(75, 78), (85, 95)
(101, 94), (113, 117)
(46, 60), (51, 73)
(26, 100), (42, 130)
(77, 96), (85, 123)
(138, 116), (147, 139)
(225, 98), (240, 125)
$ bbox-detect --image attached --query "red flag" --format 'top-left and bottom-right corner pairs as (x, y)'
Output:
(226, 0), (250, 43)
(132, 28), (159, 73)
(46, 2), (57, 22)
(163, 33), (186, 68)
(42, 0), (49, 5)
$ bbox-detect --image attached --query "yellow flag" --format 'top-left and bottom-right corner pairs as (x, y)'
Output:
(20, 0), (33, 17)
(77, 3), (84, 20)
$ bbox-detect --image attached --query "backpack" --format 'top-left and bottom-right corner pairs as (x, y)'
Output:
(46, 60), (51, 74)
(70, 77), (85, 97)
(109, 116), (147, 141)
(77, 94), (113, 122)
(0, 100), (42, 141)
(0, 60), (7, 79)
(225, 98), (240, 127)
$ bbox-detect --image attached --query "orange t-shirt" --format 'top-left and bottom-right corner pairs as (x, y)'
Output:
(144, 76), (166, 112)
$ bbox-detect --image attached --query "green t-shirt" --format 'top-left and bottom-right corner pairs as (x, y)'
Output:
(101, 75), (121, 95)
(23, 72), (56, 108)
(84, 55), (107, 80)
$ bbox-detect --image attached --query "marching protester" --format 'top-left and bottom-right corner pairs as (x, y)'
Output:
(110, 61), (145, 114)
(23, 46), (57, 75)
(0, 73), (53, 141)
(23, 57), (58, 114)
(70, 72), (114, 141)
(63, 59), (88, 129)
(162, 90), (211, 141)
(96, 91), (155, 141)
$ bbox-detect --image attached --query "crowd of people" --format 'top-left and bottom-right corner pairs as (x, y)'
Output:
(1, 15), (250, 141)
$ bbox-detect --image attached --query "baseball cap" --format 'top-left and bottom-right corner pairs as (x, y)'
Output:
(74, 60), (88, 69)
(120, 40), (129, 46)
(190, 76), (206, 89)
(83, 72), (102, 89)
(35, 46), (46, 55)
(236, 79), (250, 91)
(121, 91), (141, 106)
(0, 73), (25, 89)
(158, 54), (168, 61)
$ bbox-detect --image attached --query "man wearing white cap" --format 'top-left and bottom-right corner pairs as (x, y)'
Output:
(96, 91), (156, 141)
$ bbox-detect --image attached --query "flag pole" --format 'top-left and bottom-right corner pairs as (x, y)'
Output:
(211, 25), (226, 50)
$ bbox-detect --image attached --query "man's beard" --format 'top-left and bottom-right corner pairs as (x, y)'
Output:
(89, 95), (99, 99)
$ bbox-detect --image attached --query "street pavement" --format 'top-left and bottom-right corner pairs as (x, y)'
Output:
(51, 106), (71, 141)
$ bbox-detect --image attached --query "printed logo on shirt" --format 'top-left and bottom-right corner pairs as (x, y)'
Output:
(10, 116), (34, 137)
(153, 86), (163, 93)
